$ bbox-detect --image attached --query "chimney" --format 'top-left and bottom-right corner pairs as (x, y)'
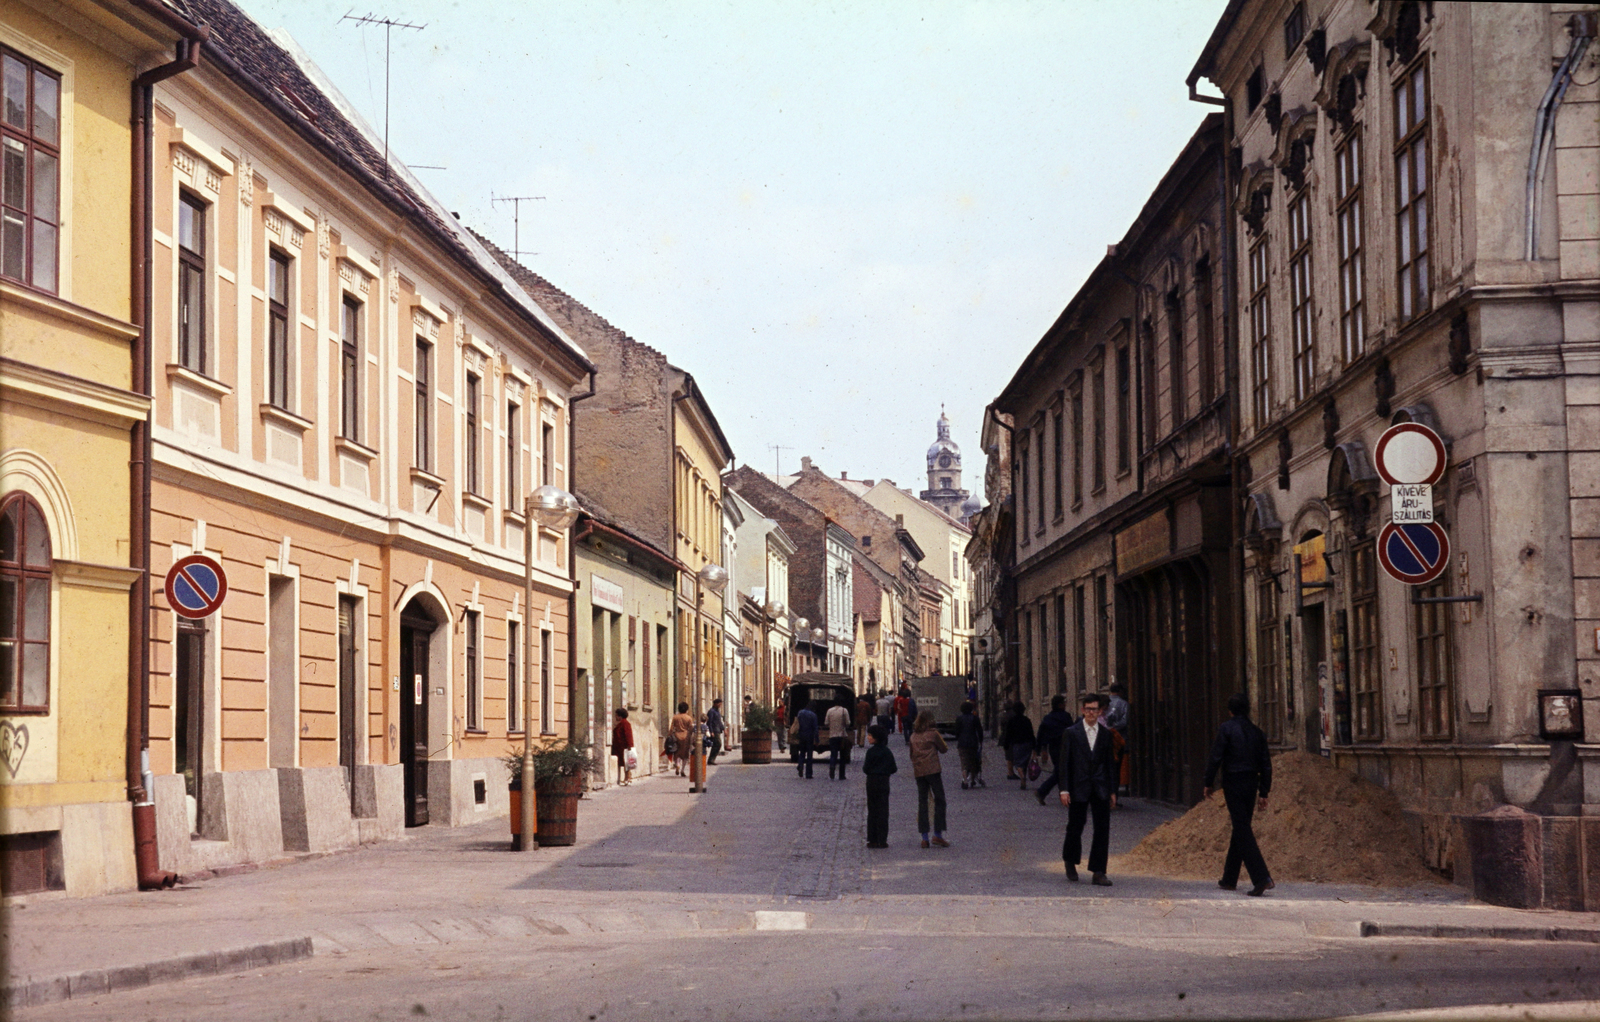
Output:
(800, 456), (813, 473)
(863, 479), (874, 487)
(840, 471), (847, 480)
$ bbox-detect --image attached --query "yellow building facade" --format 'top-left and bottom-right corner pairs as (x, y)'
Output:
(0, 0), (175, 897)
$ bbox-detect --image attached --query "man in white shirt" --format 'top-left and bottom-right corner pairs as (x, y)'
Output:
(825, 702), (853, 780)
(1058, 693), (1119, 886)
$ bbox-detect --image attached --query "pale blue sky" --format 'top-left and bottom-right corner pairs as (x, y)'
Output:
(240, 0), (1224, 498)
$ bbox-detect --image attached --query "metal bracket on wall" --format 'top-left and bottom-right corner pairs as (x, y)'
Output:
(1410, 590), (1482, 605)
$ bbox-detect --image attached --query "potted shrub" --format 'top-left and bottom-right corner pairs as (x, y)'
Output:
(741, 702), (776, 764)
(505, 740), (593, 848)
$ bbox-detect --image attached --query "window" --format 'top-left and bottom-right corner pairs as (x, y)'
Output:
(1142, 317), (1159, 444)
(178, 194), (208, 375)
(340, 296), (360, 441)
(1115, 346), (1131, 474)
(0, 493), (50, 713)
(1017, 437), (1030, 540)
(506, 401), (519, 506)
(267, 250), (291, 409)
(1166, 289), (1186, 425)
(1289, 189), (1315, 401)
(1051, 408), (1063, 518)
(1034, 426), (1045, 532)
(1245, 66), (1264, 113)
(1074, 584), (1086, 690)
(503, 620), (520, 733)
(541, 421), (554, 487)
(1195, 258), (1215, 405)
(1336, 131), (1366, 363)
(1414, 576), (1453, 739)
(1283, 2), (1306, 55)
(1070, 389), (1083, 508)
(1, 49), (61, 292)
(465, 610), (481, 731)
(1054, 593), (1066, 691)
(1256, 578), (1282, 743)
(539, 629), (554, 734)
(414, 340), (431, 471)
(465, 372), (481, 496)
(1351, 544), (1382, 740)
(1248, 238), (1272, 425)
(1094, 574), (1108, 686)
(1394, 58), (1430, 323)
(1092, 367), (1105, 491)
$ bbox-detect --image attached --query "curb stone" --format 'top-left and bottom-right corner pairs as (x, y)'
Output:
(3, 936), (314, 1011)
(1359, 922), (1600, 943)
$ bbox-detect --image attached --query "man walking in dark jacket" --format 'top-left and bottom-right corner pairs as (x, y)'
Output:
(1058, 693), (1118, 886)
(1034, 694), (1075, 804)
(1203, 692), (1275, 896)
(795, 704), (819, 779)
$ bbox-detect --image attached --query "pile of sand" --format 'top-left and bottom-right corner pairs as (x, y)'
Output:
(1118, 752), (1443, 886)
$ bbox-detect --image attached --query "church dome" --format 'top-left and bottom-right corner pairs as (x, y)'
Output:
(960, 494), (983, 517)
(926, 411), (961, 468)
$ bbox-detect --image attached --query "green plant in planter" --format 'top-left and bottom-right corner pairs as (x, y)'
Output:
(742, 702), (776, 733)
(503, 739), (594, 787)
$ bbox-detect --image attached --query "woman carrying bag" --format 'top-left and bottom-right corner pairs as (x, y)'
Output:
(611, 708), (636, 786)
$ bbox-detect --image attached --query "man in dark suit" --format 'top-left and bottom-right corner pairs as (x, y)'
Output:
(1202, 692), (1275, 896)
(1058, 692), (1118, 886)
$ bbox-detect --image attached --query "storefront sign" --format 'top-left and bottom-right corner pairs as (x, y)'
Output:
(591, 573), (625, 613)
(1115, 511), (1170, 575)
(1294, 534), (1326, 587)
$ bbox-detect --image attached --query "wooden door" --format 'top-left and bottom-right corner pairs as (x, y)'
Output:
(399, 617), (430, 826)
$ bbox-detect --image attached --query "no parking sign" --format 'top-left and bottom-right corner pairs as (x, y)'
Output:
(165, 554), (228, 619)
(1374, 422), (1450, 586)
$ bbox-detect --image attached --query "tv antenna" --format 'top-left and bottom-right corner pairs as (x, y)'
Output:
(769, 444), (791, 478)
(340, 10), (426, 179)
(491, 192), (545, 262)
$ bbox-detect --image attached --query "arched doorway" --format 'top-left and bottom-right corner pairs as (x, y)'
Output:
(399, 598), (443, 827)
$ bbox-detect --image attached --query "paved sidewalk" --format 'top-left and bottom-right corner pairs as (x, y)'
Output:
(7, 742), (1599, 1012)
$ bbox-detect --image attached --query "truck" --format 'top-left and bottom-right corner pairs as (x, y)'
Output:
(784, 672), (855, 761)
(906, 674), (970, 734)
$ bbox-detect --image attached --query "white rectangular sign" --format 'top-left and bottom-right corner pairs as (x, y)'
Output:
(1391, 483), (1433, 524)
(591, 573), (625, 613)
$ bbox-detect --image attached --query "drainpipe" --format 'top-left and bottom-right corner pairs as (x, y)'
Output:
(1525, 14), (1596, 261)
(567, 370), (596, 748)
(129, 3), (209, 890)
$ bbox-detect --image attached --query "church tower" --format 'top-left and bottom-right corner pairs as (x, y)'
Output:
(920, 407), (974, 521)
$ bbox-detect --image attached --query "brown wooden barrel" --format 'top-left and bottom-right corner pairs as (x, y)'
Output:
(535, 775), (583, 847)
(741, 731), (772, 764)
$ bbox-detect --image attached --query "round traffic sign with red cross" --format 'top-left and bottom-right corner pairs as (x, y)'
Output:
(165, 554), (228, 619)
(1378, 522), (1451, 585)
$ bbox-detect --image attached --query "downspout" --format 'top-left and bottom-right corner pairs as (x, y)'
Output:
(567, 370), (597, 747)
(1525, 14), (1596, 261)
(129, 7), (209, 891)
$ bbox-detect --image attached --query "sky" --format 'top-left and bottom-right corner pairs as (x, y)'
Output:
(237, 0), (1226, 499)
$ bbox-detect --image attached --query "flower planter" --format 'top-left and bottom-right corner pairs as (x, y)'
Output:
(740, 730), (773, 764)
(534, 773), (584, 846)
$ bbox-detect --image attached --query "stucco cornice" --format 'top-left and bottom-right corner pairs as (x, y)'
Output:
(0, 357), (150, 428)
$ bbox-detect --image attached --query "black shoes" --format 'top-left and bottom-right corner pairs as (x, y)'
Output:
(1091, 873), (1113, 887)
(1035, 790), (1047, 805)
(1065, 863), (1079, 882)
(1247, 880), (1275, 897)
(1218, 880), (1238, 891)
(867, 842), (888, 849)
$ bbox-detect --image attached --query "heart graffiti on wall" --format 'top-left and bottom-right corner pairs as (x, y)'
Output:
(1, 720), (30, 778)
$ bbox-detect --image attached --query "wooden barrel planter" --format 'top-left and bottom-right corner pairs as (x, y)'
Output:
(741, 730), (773, 764)
(534, 773), (584, 846)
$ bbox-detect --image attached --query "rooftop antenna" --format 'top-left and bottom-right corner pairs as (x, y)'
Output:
(340, 10), (425, 179)
(491, 192), (546, 262)
(769, 443), (791, 478)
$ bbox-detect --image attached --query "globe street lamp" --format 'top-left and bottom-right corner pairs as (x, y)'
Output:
(690, 562), (728, 793)
(520, 484), (581, 851)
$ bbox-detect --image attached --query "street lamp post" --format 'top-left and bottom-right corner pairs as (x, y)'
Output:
(763, 599), (784, 706)
(690, 562), (728, 793)
(521, 484), (581, 852)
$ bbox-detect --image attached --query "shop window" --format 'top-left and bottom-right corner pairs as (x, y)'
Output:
(1414, 577), (1454, 739)
(1351, 544), (1383, 740)
(1256, 577), (1282, 743)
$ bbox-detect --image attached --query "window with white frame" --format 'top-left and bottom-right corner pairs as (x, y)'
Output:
(179, 193), (209, 375)
(267, 249), (291, 409)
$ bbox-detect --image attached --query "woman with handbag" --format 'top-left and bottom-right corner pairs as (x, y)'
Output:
(668, 702), (694, 777)
(611, 708), (635, 786)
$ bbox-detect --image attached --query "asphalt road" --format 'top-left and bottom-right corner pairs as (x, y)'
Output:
(13, 741), (1599, 1022)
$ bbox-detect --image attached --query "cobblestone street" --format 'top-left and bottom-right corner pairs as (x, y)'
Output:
(9, 744), (1600, 1021)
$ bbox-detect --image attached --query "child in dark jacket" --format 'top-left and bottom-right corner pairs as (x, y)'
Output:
(862, 724), (898, 848)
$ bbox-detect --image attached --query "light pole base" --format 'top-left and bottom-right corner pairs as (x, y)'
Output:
(689, 751), (706, 792)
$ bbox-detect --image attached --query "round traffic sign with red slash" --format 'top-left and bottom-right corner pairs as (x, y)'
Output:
(1378, 522), (1451, 585)
(1374, 422), (1447, 486)
(165, 554), (228, 619)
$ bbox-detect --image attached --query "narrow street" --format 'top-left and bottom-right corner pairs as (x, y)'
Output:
(10, 744), (1598, 1021)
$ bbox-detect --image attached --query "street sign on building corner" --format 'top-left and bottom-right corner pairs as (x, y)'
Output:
(1374, 421), (1450, 586)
